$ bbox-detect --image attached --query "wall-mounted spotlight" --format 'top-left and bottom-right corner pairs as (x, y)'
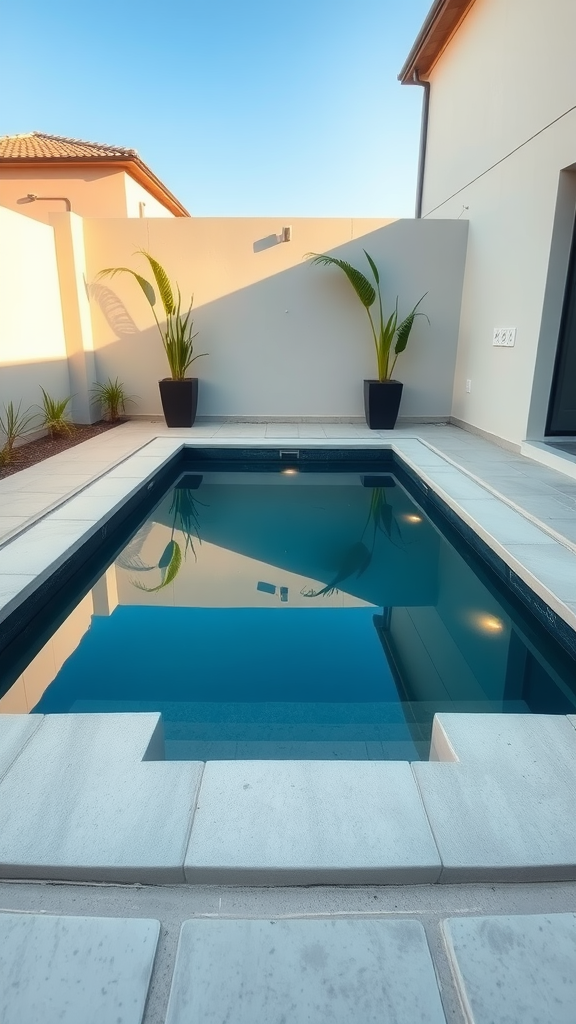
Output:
(253, 226), (292, 253)
(17, 193), (72, 212)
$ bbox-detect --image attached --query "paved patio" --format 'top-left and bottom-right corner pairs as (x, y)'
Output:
(1, 420), (576, 1022)
(1, 878), (576, 1024)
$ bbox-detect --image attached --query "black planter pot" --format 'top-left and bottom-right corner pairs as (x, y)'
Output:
(363, 379), (403, 429)
(158, 378), (198, 427)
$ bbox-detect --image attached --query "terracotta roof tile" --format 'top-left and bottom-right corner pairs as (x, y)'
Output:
(0, 131), (139, 161)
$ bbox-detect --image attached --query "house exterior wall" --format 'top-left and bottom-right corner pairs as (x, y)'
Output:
(124, 174), (175, 218)
(0, 166), (129, 222)
(83, 216), (468, 420)
(419, 0), (576, 446)
(0, 206), (70, 416)
(0, 167), (176, 223)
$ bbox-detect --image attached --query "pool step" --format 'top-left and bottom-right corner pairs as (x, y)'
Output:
(2, 712), (576, 884)
(165, 737), (429, 760)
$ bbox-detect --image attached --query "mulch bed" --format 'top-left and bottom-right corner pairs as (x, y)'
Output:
(0, 421), (122, 479)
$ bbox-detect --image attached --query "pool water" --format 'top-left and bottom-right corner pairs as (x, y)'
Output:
(1, 463), (575, 759)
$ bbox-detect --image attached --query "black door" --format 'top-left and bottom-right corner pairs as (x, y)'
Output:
(547, 222), (576, 434)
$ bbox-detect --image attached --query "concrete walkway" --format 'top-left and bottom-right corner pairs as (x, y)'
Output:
(1, 879), (575, 1024)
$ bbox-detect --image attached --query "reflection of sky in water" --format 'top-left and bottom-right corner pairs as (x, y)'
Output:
(36, 607), (399, 707)
(3, 472), (576, 758)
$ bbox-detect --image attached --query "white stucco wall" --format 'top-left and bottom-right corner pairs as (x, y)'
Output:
(0, 206), (70, 419)
(123, 174), (176, 218)
(420, 0), (576, 445)
(84, 216), (468, 420)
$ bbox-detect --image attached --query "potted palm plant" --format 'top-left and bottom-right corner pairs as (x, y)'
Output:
(98, 252), (205, 427)
(308, 250), (428, 429)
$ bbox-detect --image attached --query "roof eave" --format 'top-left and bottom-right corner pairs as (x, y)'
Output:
(398, 0), (477, 83)
(0, 155), (190, 217)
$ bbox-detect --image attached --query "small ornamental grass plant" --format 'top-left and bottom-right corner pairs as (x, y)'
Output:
(91, 378), (136, 421)
(0, 401), (36, 467)
(36, 388), (74, 438)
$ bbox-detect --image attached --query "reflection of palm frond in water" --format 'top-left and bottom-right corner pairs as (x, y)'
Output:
(128, 488), (204, 592)
(131, 539), (182, 592)
(170, 487), (203, 558)
(118, 554), (155, 572)
(116, 521), (155, 572)
(301, 487), (405, 599)
(301, 542), (371, 598)
(367, 487), (404, 546)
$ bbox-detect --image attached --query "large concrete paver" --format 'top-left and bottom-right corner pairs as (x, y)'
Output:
(165, 918), (447, 1024)
(185, 759), (441, 884)
(0, 714), (203, 883)
(442, 913), (576, 1024)
(0, 912), (159, 1024)
(0, 714), (43, 781)
(413, 714), (576, 881)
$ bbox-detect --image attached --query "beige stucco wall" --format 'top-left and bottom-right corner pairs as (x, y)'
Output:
(0, 167), (176, 223)
(420, 0), (576, 445)
(0, 166), (129, 222)
(0, 206), (70, 416)
(124, 174), (176, 218)
(84, 216), (468, 419)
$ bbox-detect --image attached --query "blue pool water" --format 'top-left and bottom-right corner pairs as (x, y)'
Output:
(1, 461), (575, 759)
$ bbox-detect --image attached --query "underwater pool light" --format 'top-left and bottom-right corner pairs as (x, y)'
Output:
(470, 612), (505, 634)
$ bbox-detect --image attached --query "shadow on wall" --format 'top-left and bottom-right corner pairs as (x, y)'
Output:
(0, 359), (72, 423)
(89, 220), (468, 419)
(88, 282), (139, 338)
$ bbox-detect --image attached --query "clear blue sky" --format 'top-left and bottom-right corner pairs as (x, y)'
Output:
(1, 0), (430, 217)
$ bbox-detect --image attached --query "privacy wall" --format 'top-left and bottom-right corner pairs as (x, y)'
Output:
(0, 206), (70, 414)
(84, 216), (468, 420)
(0, 209), (468, 426)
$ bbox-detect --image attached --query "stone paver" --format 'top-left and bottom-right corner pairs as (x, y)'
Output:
(165, 918), (447, 1024)
(0, 714), (43, 781)
(0, 714), (203, 883)
(185, 760), (441, 884)
(413, 714), (576, 881)
(0, 912), (159, 1024)
(442, 913), (576, 1024)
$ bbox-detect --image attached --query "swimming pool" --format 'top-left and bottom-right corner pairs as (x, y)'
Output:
(1, 450), (575, 759)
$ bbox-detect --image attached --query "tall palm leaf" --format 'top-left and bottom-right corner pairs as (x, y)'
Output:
(97, 266), (156, 307)
(306, 253), (376, 308)
(97, 254), (205, 380)
(308, 249), (428, 381)
(136, 250), (175, 315)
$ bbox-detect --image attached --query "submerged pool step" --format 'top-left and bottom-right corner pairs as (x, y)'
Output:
(165, 737), (429, 761)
